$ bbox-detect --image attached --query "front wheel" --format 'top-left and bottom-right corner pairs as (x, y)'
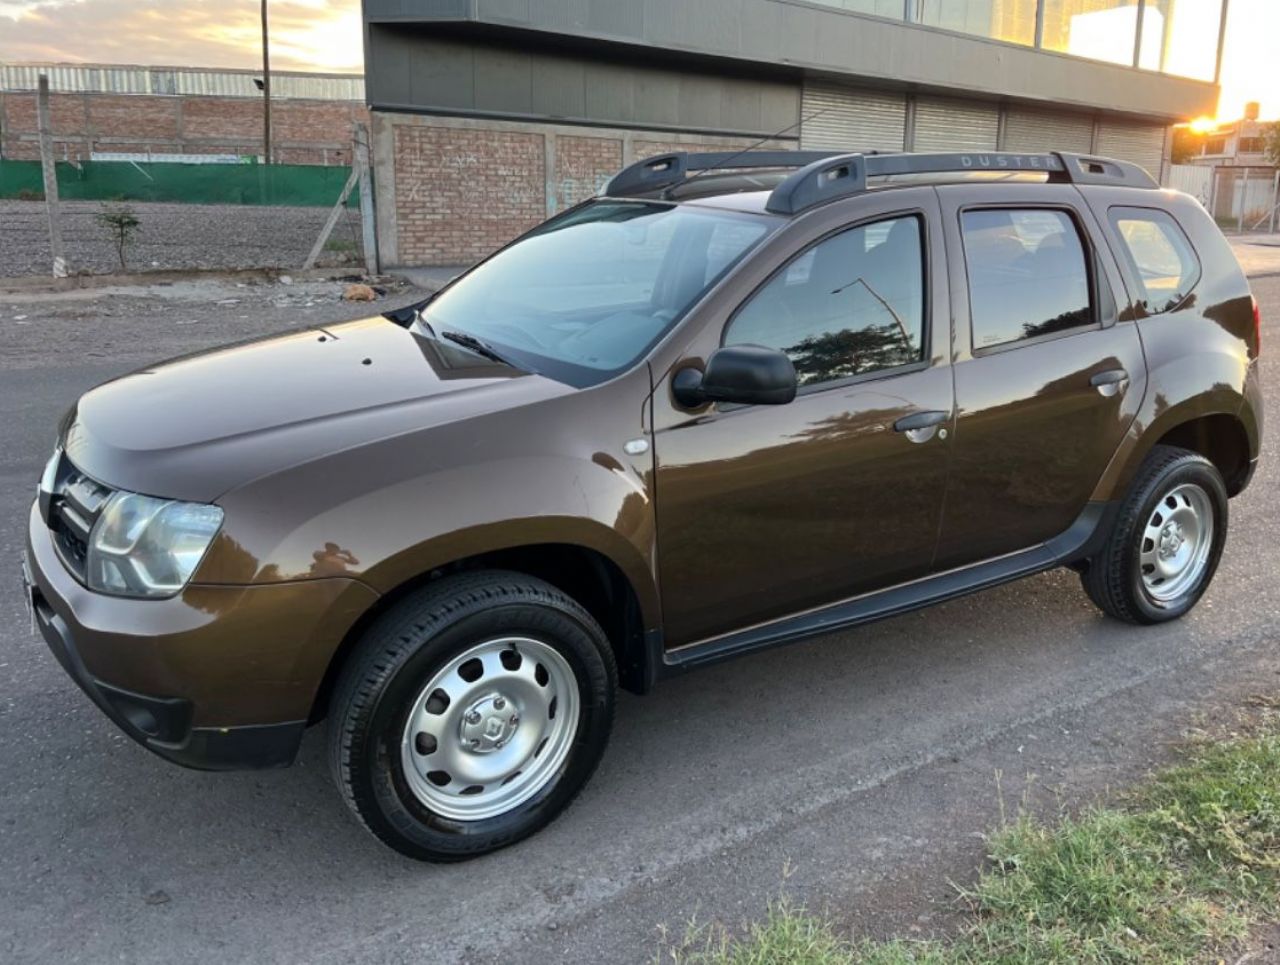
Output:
(1081, 445), (1228, 624)
(328, 571), (616, 861)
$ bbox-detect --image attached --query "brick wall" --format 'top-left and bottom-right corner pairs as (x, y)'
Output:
(377, 112), (793, 267)
(555, 135), (623, 208)
(0, 90), (367, 164)
(394, 124), (546, 265)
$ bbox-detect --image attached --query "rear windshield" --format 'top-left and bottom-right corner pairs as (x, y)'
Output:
(418, 200), (777, 387)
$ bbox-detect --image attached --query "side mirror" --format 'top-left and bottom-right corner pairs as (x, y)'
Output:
(672, 344), (797, 408)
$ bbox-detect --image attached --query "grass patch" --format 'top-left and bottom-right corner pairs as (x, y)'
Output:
(661, 702), (1280, 964)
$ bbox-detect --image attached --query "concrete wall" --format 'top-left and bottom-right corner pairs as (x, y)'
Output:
(365, 0), (1219, 122)
(372, 110), (791, 266)
(365, 27), (801, 137)
(0, 90), (369, 165)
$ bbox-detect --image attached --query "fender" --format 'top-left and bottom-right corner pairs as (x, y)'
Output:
(199, 420), (661, 631)
(1091, 324), (1252, 502)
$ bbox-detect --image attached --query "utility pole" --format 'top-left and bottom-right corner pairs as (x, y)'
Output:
(36, 74), (68, 278)
(261, 0), (272, 164)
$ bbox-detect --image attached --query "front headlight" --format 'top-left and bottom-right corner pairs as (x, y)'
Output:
(86, 492), (224, 598)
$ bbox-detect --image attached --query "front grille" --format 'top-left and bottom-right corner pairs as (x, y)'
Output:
(45, 456), (114, 582)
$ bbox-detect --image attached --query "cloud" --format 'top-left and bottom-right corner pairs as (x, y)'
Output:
(0, 0), (363, 73)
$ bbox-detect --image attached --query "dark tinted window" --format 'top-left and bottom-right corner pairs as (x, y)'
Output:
(726, 215), (926, 387)
(1110, 207), (1201, 314)
(961, 208), (1093, 351)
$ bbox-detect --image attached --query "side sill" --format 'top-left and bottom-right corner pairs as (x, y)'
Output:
(659, 501), (1117, 675)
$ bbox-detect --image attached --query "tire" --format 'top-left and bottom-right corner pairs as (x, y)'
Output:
(1081, 445), (1228, 625)
(328, 570), (617, 861)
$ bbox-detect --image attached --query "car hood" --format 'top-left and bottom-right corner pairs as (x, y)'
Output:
(62, 317), (571, 503)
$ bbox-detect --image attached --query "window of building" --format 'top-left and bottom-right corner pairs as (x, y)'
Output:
(1109, 207), (1201, 313)
(725, 215), (926, 387)
(961, 208), (1094, 350)
(1140, 0), (1223, 81)
(1238, 137), (1265, 155)
(916, 0), (1037, 46)
(1041, 0), (1142, 65)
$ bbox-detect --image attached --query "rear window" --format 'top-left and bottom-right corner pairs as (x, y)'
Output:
(960, 208), (1094, 351)
(1109, 207), (1201, 314)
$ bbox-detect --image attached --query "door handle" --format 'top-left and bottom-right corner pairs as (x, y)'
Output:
(1090, 368), (1129, 398)
(893, 410), (950, 443)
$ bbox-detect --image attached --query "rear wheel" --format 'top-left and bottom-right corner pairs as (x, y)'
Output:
(328, 571), (616, 861)
(1081, 445), (1228, 624)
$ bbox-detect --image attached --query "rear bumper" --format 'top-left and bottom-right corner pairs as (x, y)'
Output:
(24, 501), (377, 771)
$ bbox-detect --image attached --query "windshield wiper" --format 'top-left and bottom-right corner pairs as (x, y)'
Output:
(439, 329), (523, 369)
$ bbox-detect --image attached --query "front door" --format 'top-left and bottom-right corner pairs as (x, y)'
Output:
(652, 195), (955, 647)
(932, 184), (1147, 570)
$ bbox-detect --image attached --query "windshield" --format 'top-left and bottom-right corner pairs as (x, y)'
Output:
(418, 200), (776, 387)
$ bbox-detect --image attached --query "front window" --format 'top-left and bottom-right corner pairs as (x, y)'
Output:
(419, 200), (775, 387)
(725, 215), (927, 388)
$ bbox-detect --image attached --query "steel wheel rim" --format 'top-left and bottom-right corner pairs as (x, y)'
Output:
(400, 637), (580, 821)
(1139, 482), (1214, 603)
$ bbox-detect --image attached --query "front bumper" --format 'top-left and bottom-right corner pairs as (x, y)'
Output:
(24, 501), (378, 771)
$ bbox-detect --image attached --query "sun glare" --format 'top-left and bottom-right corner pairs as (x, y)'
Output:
(1188, 117), (1217, 134)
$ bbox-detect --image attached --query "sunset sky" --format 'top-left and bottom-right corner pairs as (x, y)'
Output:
(0, 0), (1275, 121)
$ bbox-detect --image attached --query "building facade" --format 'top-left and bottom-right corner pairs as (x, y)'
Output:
(364, 0), (1224, 267)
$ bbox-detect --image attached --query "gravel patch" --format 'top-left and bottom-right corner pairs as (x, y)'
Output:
(1, 200), (366, 279)
(0, 275), (427, 369)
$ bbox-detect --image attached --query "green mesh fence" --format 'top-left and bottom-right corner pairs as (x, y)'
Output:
(0, 159), (358, 207)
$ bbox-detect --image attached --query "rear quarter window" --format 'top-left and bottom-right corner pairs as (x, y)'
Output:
(1109, 207), (1201, 314)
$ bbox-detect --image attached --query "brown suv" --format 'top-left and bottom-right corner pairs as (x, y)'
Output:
(24, 150), (1263, 860)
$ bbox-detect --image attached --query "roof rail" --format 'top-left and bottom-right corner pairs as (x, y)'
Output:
(765, 150), (1158, 214)
(602, 150), (846, 199)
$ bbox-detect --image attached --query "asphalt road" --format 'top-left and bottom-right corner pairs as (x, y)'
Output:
(2, 276), (1279, 964)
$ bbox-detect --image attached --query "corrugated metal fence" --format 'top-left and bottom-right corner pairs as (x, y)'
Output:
(1, 63), (365, 101)
(1166, 164), (1280, 233)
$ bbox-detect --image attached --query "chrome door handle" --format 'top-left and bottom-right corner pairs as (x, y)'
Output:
(893, 410), (950, 443)
(1090, 368), (1129, 397)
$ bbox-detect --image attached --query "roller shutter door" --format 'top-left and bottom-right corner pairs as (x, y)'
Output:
(800, 81), (906, 153)
(1002, 107), (1095, 154)
(1096, 121), (1168, 178)
(912, 97), (999, 152)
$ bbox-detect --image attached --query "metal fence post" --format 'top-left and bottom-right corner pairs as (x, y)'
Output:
(1264, 171), (1274, 235)
(1239, 167), (1248, 233)
(36, 74), (69, 278)
(354, 123), (379, 276)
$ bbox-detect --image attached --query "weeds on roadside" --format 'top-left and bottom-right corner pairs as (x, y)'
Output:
(95, 203), (141, 271)
(659, 699), (1280, 964)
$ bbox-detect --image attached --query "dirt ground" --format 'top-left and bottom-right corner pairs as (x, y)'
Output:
(0, 274), (426, 369)
(0, 199), (367, 278)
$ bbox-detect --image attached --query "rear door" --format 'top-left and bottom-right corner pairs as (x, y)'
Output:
(932, 183), (1146, 570)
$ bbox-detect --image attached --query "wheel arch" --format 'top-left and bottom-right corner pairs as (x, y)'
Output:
(309, 539), (657, 724)
(1152, 413), (1253, 496)
(1101, 402), (1254, 503)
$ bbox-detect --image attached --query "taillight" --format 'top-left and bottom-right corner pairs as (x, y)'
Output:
(1253, 295), (1262, 359)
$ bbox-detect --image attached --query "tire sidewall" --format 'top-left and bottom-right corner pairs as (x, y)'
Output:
(350, 600), (614, 861)
(1125, 459), (1228, 622)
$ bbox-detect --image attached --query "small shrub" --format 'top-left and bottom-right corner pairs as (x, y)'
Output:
(14, 187), (45, 202)
(95, 203), (142, 272)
